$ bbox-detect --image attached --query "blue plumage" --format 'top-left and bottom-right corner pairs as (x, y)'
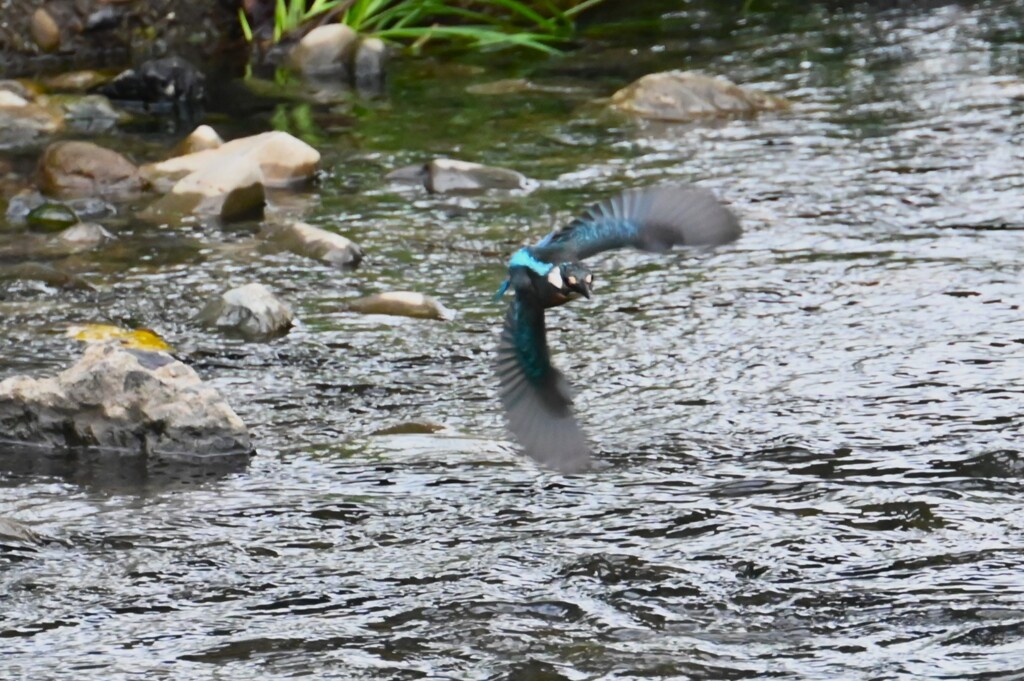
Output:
(496, 182), (741, 473)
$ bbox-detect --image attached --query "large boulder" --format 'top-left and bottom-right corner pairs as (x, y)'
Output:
(36, 141), (146, 198)
(262, 221), (363, 269)
(144, 153), (265, 223)
(386, 158), (534, 194)
(0, 342), (251, 458)
(610, 70), (789, 122)
(198, 283), (294, 339)
(140, 131), (320, 191)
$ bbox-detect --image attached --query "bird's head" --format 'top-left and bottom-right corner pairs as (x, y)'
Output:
(559, 262), (593, 301)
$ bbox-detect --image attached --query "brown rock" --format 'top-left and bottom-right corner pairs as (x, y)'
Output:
(36, 141), (146, 198)
(30, 8), (61, 52)
(263, 221), (363, 268)
(348, 292), (454, 321)
(288, 24), (358, 76)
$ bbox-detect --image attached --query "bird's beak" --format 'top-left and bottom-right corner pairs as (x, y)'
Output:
(580, 282), (592, 299)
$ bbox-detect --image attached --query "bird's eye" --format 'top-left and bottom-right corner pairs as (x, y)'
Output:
(567, 276), (577, 285)
(585, 274), (593, 284)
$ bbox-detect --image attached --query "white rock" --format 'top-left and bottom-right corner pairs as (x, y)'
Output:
(176, 124), (224, 155)
(0, 342), (251, 457)
(54, 222), (116, 250)
(0, 90), (29, 107)
(199, 283), (294, 338)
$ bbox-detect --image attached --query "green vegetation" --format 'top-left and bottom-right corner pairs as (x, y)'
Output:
(240, 0), (608, 53)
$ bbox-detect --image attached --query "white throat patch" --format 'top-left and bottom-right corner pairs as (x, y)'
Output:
(545, 267), (563, 289)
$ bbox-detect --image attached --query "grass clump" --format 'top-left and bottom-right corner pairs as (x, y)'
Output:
(240, 0), (608, 53)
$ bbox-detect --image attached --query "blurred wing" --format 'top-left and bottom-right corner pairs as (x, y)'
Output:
(532, 183), (741, 263)
(496, 295), (591, 473)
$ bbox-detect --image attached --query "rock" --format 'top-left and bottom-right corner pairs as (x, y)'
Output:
(140, 131), (319, 191)
(386, 158), (534, 194)
(42, 70), (110, 92)
(610, 70), (789, 122)
(36, 141), (146, 198)
(30, 8), (61, 52)
(0, 263), (94, 290)
(263, 221), (363, 269)
(144, 153), (265, 222)
(0, 101), (63, 148)
(0, 90), (29, 107)
(174, 125), (223, 156)
(348, 292), (454, 321)
(0, 517), (42, 545)
(95, 56), (206, 109)
(54, 223), (116, 251)
(9, 192), (117, 225)
(0, 342), (251, 458)
(288, 24), (358, 76)
(25, 202), (78, 232)
(354, 37), (387, 93)
(198, 283), (293, 339)
(55, 94), (126, 133)
(0, 80), (34, 100)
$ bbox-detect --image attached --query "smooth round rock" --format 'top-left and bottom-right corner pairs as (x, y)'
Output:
(26, 202), (78, 232)
(30, 8), (61, 52)
(36, 141), (146, 198)
(199, 283), (294, 339)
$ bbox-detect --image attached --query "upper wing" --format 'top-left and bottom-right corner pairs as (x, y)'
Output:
(531, 183), (741, 263)
(496, 295), (591, 473)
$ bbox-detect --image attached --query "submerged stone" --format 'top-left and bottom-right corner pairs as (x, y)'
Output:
(0, 342), (251, 458)
(262, 221), (363, 269)
(386, 158), (534, 194)
(348, 291), (454, 321)
(610, 70), (790, 122)
(53, 223), (116, 251)
(26, 203), (78, 232)
(199, 283), (294, 339)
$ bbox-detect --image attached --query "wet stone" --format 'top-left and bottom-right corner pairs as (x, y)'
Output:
(262, 221), (363, 269)
(25, 202), (78, 232)
(199, 283), (294, 339)
(36, 141), (146, 199)
(55, 94), (126, 134)
(610, 70), (790, 122)
(0, 342), (251, 458)
(53, 222), (116, 251)
(174, 125), (224, 156)
(354, 37), (388, 93)
(348, 291), (454, 321)
(387, 158), (534, 194)
(145, 153), (265, 223)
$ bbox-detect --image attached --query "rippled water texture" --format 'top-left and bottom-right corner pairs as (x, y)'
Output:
(2, 2), (1024, 679)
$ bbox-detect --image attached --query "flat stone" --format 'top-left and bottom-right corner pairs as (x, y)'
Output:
(610, 70), (790, 122)
(263, 221), (363, 269)
(0, 342), (251, 457)
(348, 291), (454, 321)
(386, 158), (533, 194)
(54, 94), (126, 133)
(140, 131), (320, 191)
(144, 153), (265, 222)
(0, 102), (63, 148)
(288, 24), (358, 76)
(42, 70), (110, 92)
(36, 141), (146, 198)
(198, 283), (293, 339)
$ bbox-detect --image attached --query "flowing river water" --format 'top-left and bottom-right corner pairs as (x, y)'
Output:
(2, 1), (1023, 678)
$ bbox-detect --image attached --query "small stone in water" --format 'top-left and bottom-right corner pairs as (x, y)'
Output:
(199, 283), (294, 339)
(348, 292), (454, 321)
(26, 203), (78, 232)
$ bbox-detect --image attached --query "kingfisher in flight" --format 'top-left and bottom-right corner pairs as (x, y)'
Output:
(495, 183), (741, 473)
